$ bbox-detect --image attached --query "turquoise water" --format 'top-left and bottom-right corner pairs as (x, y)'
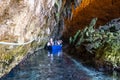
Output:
(1, 49), (120, 80)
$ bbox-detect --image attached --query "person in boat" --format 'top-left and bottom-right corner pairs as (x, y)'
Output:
(46, 38), (54, 50)
(47, 38), (62, 46)
(46, 38), (62, 49)
(47, 38), (54, 46)
(57, 40), (62, 45)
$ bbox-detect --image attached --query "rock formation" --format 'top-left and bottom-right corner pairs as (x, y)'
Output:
(64, 0), (120, 39)
(0, 0), (57, 42)
(0, 0), (120, 77)
(0, 0), (81, 77)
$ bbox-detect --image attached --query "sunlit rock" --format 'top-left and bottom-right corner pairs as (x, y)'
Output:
(0, 0), (60, 77)
(0, 0), (59, 43)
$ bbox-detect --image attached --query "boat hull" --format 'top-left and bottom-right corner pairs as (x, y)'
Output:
(47, 45), (62, 50)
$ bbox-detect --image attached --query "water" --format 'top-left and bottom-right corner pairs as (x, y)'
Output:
(1, 49), (120, 80)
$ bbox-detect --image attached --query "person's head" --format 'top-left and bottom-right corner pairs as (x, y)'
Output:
(50, 38), (53, 42)
(59, 40), (62, 44)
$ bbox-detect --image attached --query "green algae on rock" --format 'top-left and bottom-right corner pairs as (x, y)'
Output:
(68, 18), (120, 71)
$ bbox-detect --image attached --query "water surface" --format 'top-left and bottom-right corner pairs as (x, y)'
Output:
(1, 49), (120, 80)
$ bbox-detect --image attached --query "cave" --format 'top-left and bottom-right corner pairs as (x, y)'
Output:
(0, 0), (120, 79)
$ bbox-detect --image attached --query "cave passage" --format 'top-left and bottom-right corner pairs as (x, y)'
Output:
(1, 49), (119, 80)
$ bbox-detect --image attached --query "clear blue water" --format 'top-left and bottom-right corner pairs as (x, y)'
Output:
(1, 49), (120, 80)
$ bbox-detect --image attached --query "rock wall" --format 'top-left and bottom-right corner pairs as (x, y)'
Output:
(0, 0), (59, 77)
(0, 0), (57, 43)
(0, 0), (81, 77)
(0, 0), (81, 42)
(64, 0), (120, 39)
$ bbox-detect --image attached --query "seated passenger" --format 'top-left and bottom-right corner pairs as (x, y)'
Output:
(47, 38), (54, 46)
(57, 40), (62, 45)
(47, 38), (62, 46)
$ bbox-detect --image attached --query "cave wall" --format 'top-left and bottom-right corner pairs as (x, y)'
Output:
(0, 0), (82, 43)
(0, 0), (59, 77)
(64, 0), (120, 39)
(0, 0), (82, 77)
(0, 0), (58, 43)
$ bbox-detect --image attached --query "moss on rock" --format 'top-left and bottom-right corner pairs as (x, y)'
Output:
(68, 18), (120, 71)
(0, 38), (47, 77)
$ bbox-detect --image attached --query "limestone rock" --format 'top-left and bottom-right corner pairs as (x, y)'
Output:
(0, 0), (57, 43)
(64, 0), (120, 39)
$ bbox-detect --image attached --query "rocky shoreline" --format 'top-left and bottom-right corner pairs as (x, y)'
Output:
(65, 45), (120, 74)
(0, 39), (47, 78)
(64, 18), (120, 74)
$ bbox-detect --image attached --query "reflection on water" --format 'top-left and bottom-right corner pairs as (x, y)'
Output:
(48, 49), (62, 63)
(1, 49), (120, 80)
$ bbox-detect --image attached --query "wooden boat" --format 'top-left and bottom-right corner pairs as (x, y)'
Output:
(47, 45), (62, 51)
